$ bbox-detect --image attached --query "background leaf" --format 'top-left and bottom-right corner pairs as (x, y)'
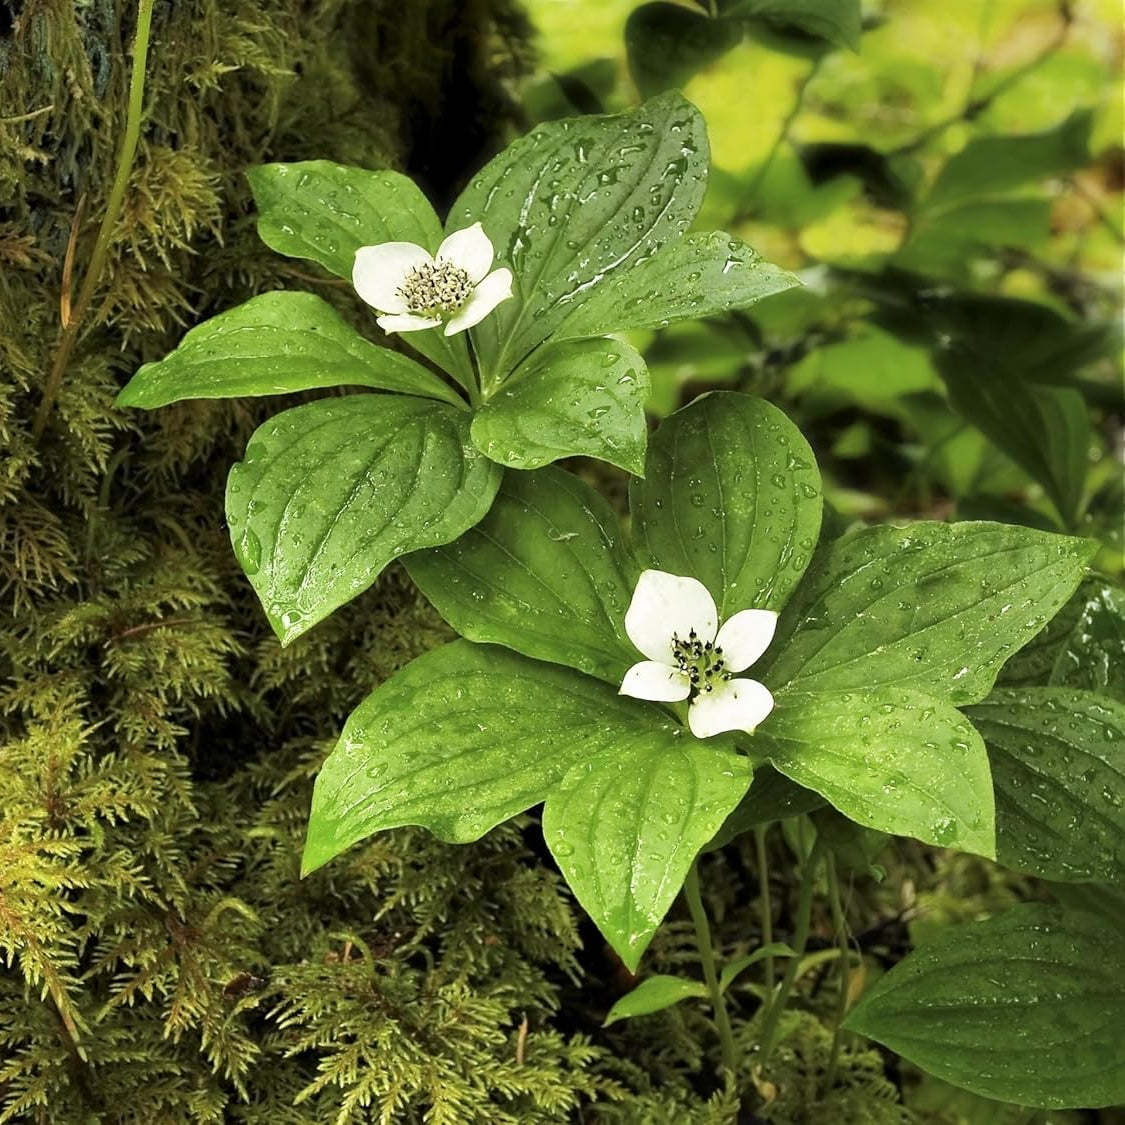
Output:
(625, 4), (743, 100)
(226, 395), (501, 644)
(602, 975), (707, 1025)
(405, 467), (637, 684)
(762, 521), (1097, 705)
(303, 642), (671, 873)
(844, 904), (1125, 1108)
(631, 392), (822, 617)
(543, 739), (753, 970)
(723, 0), (862, 50)
(758, 689), (995, 855)
(470, 337), (649, 474)
(966, 687), (1125, 882)
(115, 291), (462, 409)
(447, 92), (709, 381)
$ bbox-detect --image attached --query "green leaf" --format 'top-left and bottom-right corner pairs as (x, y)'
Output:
(762, 521), (1097, 705)
(602, 975), (707, 1026)
(625, 4), (743, 100)
(542, 740), (753, 970)
(226, 395), (501, 645)
(448, 92), (709, 381)
(246, 160), (470, 385)
(724, 0), (862, 49)
(404, 467), (637, 684)
(303, 641), (671, 874)
(631, 392), (822, 618)
(965, 687), (1125, 882)
(844, 904), (1125, 1108)
(758, 689), (995, 855)
(1048, 582), (1125, 701)
(550, 232), (799, 342)
(923, 112), (1093, 210)
(1001, 578), (1125, 702)
(247, 160), (443, 280)
(941, 366), (1090, 527)
(706, 767), (826, 850)
(470, 337), (650, 474)
(718, 944), (798, 994)
(115, 291), (463, 409)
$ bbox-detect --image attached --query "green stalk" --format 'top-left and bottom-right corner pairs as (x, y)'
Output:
(757, 836), (825, 1063)
(753, 826), (776, 994)
(684, 862), (738, 1076)
(824, 853), (851, 1092)
(33, 0), (157, 439)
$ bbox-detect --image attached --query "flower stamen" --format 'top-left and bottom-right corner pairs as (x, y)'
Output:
(397, 260), (474, 316)
(671, 632), (730, 696)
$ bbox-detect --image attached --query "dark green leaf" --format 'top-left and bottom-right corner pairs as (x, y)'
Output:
(762, 521), (1097, 705)
(115, 291), (462, 409)
(303, 641), (670, 873)
(631, 392), (822, 618)
(551, 232), (799, 342)
(404, 467), (637, 684)
(966, 687), (1125, 882)
(226, 396), (501, 645)
(602, 975), (707, 1025)
(759, 689), (995, 856)
(1048, 581), (1125, 702)
(542, 739), (753, 970)
(941, 369), (1089, 527)
(625, 4), (742, 100)
(844, 904), (1125, 1108)
(470, 337), (649, 474)
(447, 92), (709, 382)
(923, 112), (1093, 210)
(246, 160), (470, 384)
(724, 0), (862, 49)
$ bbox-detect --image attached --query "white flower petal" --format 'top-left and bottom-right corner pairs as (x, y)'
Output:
(443, 267), (513, 335)
(619, 661), (691, 703)
(353, 242), (432, 313)
(376, 312), (443, 334)
(714, 609), (778, 673)
(624, 570), (719, 663)
(688, 678), (775, 739)
(436, 221), (494, 283)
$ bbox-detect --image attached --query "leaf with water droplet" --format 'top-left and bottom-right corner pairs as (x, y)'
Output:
(303, 641), (678, 875)
(763, 521), (1097, 705)
(447, 92), (709, 382)
(844, 903), (1125, 1108)
(226, 396), (500, 645)
(542, 737), (752, 971)
(116, 291), (463, 410)
(470, 337), (649, 475)
(405, 466), (638, 685)
(967, 686), (1125, 883)
(632, 392), (822, 617)
(758, 687), (996, 856)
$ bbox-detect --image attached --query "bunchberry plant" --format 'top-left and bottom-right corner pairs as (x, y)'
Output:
(114, 91), (796, 644)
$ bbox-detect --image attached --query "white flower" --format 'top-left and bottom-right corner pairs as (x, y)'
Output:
(619, 570), (777, 739)
(352, 221), (513, 337)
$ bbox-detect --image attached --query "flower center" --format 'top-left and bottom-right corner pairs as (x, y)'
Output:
(398, 260), (473, 316)
(671, 629), (730, 695)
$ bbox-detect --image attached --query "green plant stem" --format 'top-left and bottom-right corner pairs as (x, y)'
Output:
(824, 852), (850, 1092)
(757, 836), (825, 1063)
(32, 0), (156, 440)
(753, 826), (776, 994)
(740, 58), (821, 217)
(684, 862), (738, 1076)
